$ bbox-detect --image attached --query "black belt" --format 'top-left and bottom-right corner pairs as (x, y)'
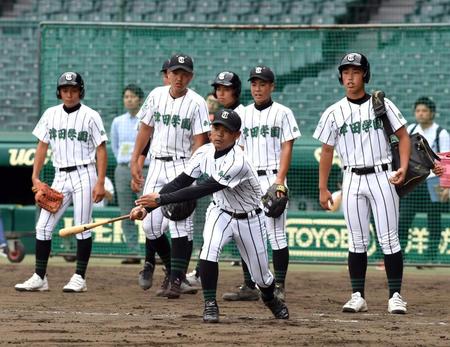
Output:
(344, 163), (389, 175)
(221, 208), (262, 219)
(257, 169), (278, 176)
(118, 163), (149, 168)
(59, 164), (88, 172)
(155, 156), (186, 162)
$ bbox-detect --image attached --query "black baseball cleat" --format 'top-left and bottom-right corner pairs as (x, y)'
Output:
(263, 296), (289, 319)
(163, 277), (182, 299)
(138, 261), (154, 290)
(203, 299), (219, 323)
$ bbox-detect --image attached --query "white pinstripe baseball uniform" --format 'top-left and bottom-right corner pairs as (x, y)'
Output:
(238, 101), (300, 249)
(314, 95), (407, 254)
(185, 142), (274, 287)
(32, 103), (108, 240)
(139, 85), (210, 240)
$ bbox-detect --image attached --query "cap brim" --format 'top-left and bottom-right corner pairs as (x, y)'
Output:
(211, 119), (239, 132)
(168, 65), (193, 73)
(211, 81), (233, 87)
(248, 75), (273, 82)
(339, 63), (363, 71)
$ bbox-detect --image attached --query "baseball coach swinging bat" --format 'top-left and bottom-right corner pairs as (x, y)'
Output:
(59, 214), (131, 237)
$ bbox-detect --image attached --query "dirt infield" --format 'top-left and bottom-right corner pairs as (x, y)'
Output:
(1, 260), (449, 346)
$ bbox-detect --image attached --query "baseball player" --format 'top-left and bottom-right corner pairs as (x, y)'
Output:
(130, 60), (171, 291)
(130, 109), (289, 323)
(15, 72), (107, 292)
(186, 70), (244, 287)
(130, 53), (209, 298)
(314, 53), (410, 314)
(223, 66), (300, 302)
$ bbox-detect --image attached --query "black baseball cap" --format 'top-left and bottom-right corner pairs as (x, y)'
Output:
(160, 59), (170, 72)
(167, 54), (194, 73)
(212, 108), (241, 132)
(248, 65), (275, 82)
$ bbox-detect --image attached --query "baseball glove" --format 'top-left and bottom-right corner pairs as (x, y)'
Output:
(161, 200), (196, 221)
(32, 182), (63, 213)
(395, 133), (440, 197)
(261, 184), (289, 218)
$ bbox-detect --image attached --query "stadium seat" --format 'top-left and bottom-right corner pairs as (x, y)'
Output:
(196, 0), (220, 15)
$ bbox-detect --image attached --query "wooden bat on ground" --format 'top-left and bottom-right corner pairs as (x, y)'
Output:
(59, 214), (131, 238)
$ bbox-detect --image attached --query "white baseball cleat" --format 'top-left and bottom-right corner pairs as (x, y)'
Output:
(186, 270), (201, 289)
(342, 292), (368, 312)
(63, 274), (87, 292)
(15, 273), (49, 292)
(388, 292), (407, 314)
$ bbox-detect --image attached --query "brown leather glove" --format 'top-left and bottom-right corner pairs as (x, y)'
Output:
(32, 182), (63, 213)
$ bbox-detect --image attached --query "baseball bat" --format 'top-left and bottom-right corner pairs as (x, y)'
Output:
(59, 214), (130, 238)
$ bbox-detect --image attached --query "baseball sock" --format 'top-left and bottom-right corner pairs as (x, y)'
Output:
(184, 239), (193, 277)
(151, 234), (171, 272)
(76, 237), (92, 279)
(272, 247), (289, 286)
(241, 258), (256, 289)
(35, 239), (51, 280)
(145, 238), (156, 266)
(384, 251), (403, 298)
(348, 251), (367, 298)
(259, 280), (276, 302)
(199, 259), (218, 301)
(170, 236), (188, 282)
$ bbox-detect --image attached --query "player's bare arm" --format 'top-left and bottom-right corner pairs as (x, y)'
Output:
(31, 140), (49, 187)
(318, 143), (334, 210)
(192, 133), (208, 154)
(130, 153), (146, 193)
(130, 123), (153, 187)
(274, 140), (294, 195)
(389, 126), (410, 185)
(131, 138), (151, 193)
(93, 141), (107, 203)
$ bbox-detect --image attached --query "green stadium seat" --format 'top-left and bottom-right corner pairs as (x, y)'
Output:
(228, 0), (253, 15)
(182, 13), (208, 23)
(215, 14), (239, 23)
(131, 0), (158, 15)
(147, 13), (175, 22)
(290, 1), (316, 16)
(311, 14), (336, 24)
(38, 0), (63, 15)
(69, 0), (95, 14)
(162, 2), (188, 14)
(258, 1), (283, 16)
(196, 0), (220, 15)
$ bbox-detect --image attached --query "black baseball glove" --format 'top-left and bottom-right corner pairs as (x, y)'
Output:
(161, 200), (197, 221)
(261, 184), (289, 218)
(396, 133), (439, 197)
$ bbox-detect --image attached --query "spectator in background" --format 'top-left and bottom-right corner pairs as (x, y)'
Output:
(399, 97), (449, 265)
(111, 84), (146, 264)
(205, 92), (220, 121)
